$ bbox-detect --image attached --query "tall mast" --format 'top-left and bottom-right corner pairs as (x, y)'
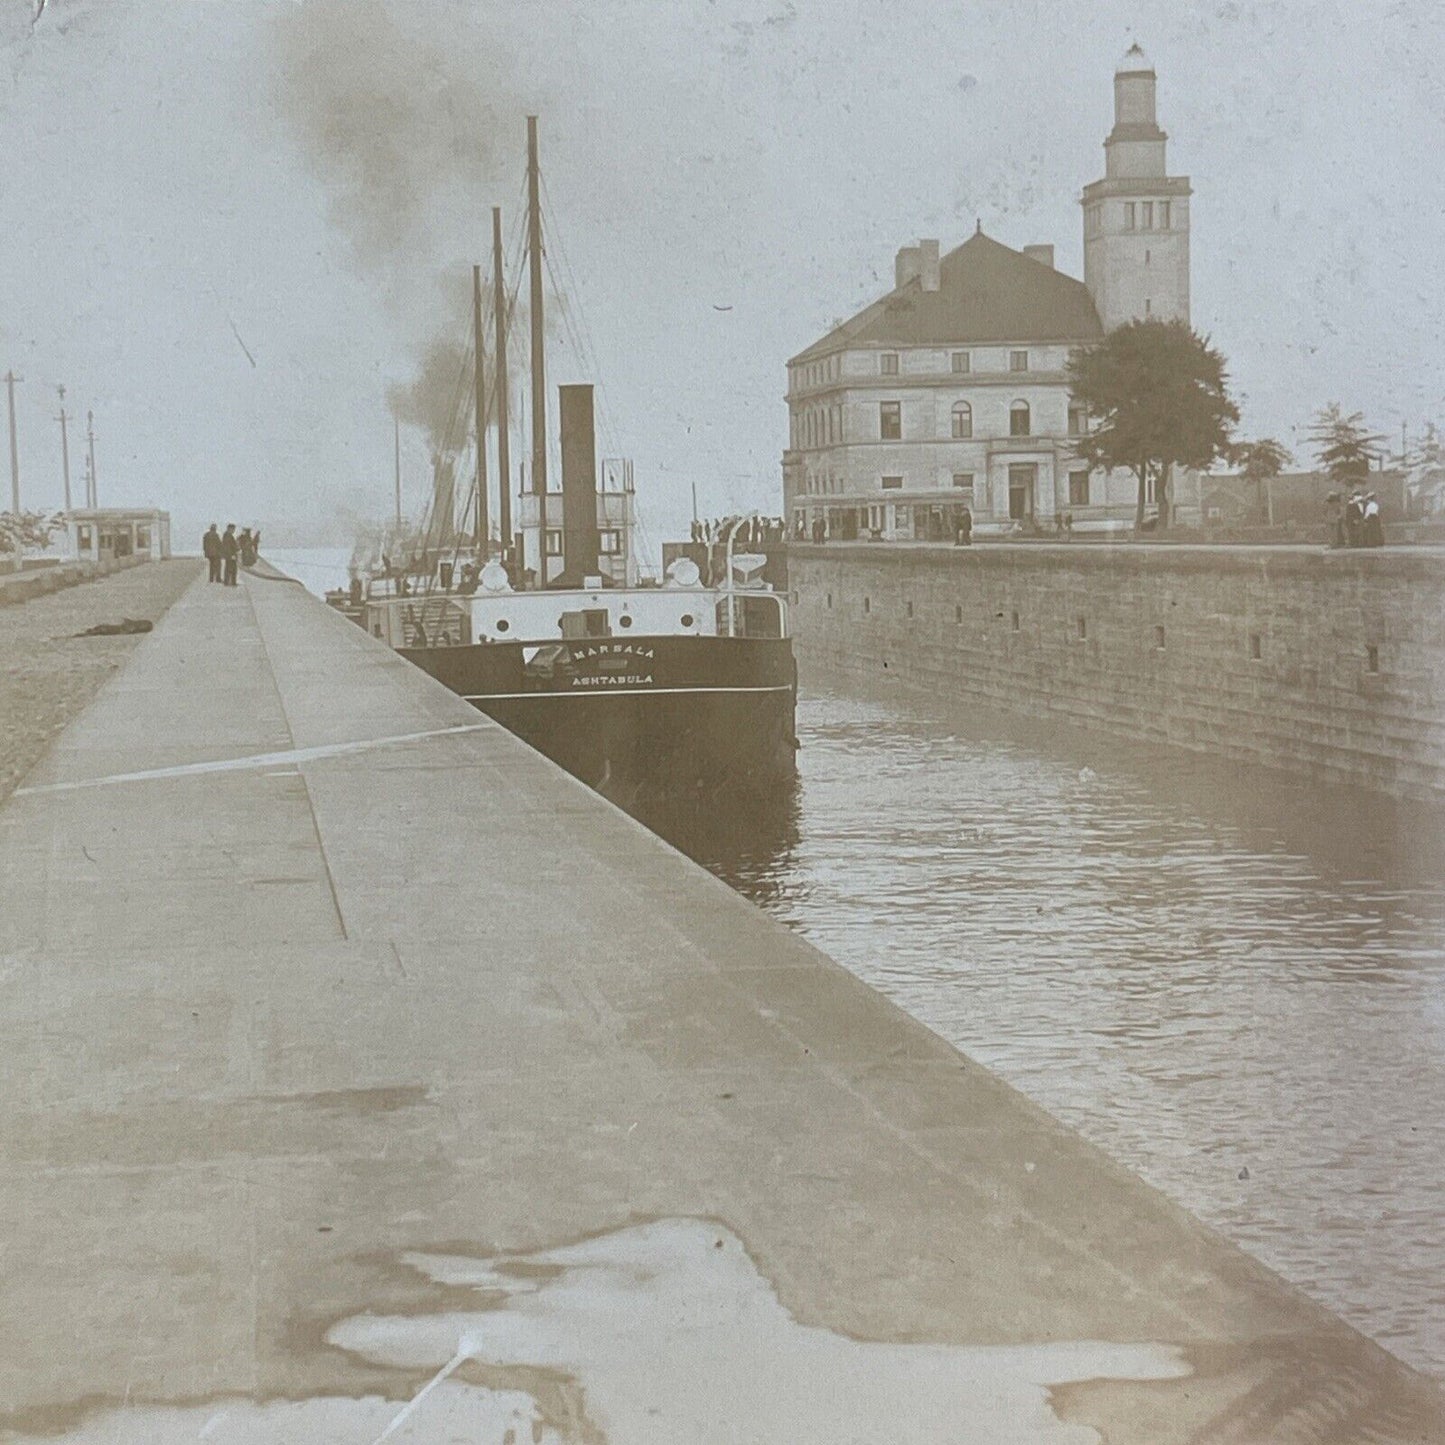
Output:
(86, 410), (97, 508)
(493, 205), (511, 550)
(471, 262), (489, 551)
(57, 386), (71, 513)
(393, 415), (401, 531)
(526, 115), (546, 499)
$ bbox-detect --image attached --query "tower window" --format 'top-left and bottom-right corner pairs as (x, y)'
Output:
(1010, 350), (1029, 372)
(1160, 201), (1171, 229)
(1068, 403), (1088, 436)
(951, 350), (970, 373)
(879, 401), (901, 439)
(951, 401), (973, 438)
(1069, 470), (1090, 506)
(880, 351), (899, 375)
(1142, 201), (1154, 230)
(1124, 202), (1136, 230)
(1009, 400), (1031, 437)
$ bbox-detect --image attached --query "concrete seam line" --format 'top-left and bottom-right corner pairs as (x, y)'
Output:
(12, 724), (491, 797)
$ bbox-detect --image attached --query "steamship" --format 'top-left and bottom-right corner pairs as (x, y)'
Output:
(363, 118), (796, 800)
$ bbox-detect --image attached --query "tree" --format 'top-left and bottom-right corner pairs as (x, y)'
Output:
(0, 510), (61, 569)
(1067, 318), (1239, 531)
(1306, 404), (1384, 487)
(1230, 437), (1292, 524)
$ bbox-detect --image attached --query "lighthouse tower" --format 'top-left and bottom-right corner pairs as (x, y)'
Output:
(1081, 44), (1191, 332)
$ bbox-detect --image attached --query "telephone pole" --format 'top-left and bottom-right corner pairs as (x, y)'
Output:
(4, 371), (21, 515)
(86, 410), (97, 509)
(56, 385), (72, 512)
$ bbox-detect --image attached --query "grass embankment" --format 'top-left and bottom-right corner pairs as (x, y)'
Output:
(0, 559), (202, 803)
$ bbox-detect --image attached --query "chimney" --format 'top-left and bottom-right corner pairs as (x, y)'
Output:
(919, 238), (940, 292)
(895, 245), (922, 289)
(1023, 244), (1055, 269)
(559, 384), (599, 581)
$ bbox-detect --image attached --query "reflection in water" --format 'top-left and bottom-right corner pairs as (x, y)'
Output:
(632, 674), (1445, 1381)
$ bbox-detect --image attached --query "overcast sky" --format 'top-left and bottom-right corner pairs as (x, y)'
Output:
(1, 0), (1442, 549)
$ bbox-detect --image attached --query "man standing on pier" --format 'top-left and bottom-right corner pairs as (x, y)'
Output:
(220, 523), (239, 586)
(202, 523), (222, 583)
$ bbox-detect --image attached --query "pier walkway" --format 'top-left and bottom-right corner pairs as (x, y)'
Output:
(1, 569), (1441, 1442)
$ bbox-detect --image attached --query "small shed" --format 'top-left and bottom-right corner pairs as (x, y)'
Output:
(65, 509), (171, 562)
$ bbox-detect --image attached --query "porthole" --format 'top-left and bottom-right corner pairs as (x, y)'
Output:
(495, 618), (510, 633)
(681, 613), (695, 627)
(619, 614), (633, 628)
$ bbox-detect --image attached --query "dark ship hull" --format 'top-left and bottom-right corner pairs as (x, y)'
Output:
(400, 633), (797, 803)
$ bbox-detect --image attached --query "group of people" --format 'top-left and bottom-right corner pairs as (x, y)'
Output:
(201, 523), (261, 585)
(1328, 491), (1385, 548)
(690, 516), (787, 547)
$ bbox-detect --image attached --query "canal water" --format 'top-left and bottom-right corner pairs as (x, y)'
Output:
(273, 550), (1445, 1379)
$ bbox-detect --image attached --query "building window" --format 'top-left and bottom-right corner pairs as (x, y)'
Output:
(1077, 616), (1088, 640)
(955, 604), (963, 623)
(1145, 298), (1152, 316)
(906, 601), (914, 618)
(863, 596), (870, 614)
(952, 472), (974, 497)
(1009, 400), (1031, 437)
(135, 526), (151, 549)
(895, 505), (911, 530)
(1011, 610), (1021, 631)
(1160, 201), (1171, 230)
(1010, 350), (1029, 372)
(951, 401), (973, 439)
(1367, 644), (1380, 674)
(77, 524), (93, 550)
(880, 351), (899, 375)
(1068, 403), (1088, 436)
(1145, 471), (1158, 504)
(881, 475), (903, 490)
(1250, 632), (1262, 660)
(544, 529), (563, 557)
(1124, 202), (1136, 230)
(1142, 201), (1154, 230)
(599, 529), (621, 555)
(1154, 624), (1166, 650)
(879, 402), (901, 440)
(951, 350), (970, 373)
(1068, 470), (1090, 507)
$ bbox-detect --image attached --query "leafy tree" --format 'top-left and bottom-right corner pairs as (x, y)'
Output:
(0, 510), (61, 567)
(1230, 437), (1292, 524)
(1068, 318), (1239, 531)
(1306, 404), (1384, 487)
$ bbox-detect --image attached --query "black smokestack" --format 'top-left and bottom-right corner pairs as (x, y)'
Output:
(559, 384), (598, 581)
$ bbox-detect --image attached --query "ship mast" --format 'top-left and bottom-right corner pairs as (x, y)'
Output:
(527, 115), (546, 503)
(471, 262), (489, 552)
(493, 205), (511, 560)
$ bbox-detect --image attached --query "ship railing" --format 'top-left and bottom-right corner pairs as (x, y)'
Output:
(363, 595), (473, 649)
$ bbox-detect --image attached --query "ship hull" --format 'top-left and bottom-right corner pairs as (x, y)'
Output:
(399, 634), (797, 803)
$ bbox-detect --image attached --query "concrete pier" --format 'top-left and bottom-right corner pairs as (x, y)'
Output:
(1, 569), (1441, 1442)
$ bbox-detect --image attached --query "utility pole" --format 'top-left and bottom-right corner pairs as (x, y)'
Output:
(526, 115), (546, 500)
(4, 370), (21, 516)
(394, 415), (402, 531)
(86, 410), (96, 509)
(471, 262), (490, 552)
(493, 205), (511, 555)
(56, 385), (72, 513)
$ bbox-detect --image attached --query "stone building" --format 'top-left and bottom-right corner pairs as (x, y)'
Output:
(784, 45), (1193, 541)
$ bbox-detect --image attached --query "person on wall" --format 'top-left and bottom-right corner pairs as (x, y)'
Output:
(954, 506), (973, 547)
(1362, 492), (1384, 547)
(202, 523), (222, 583)
(220, 523), (239, 586)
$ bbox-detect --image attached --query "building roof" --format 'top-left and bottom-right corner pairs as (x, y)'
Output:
(790, 230), (1103, 365)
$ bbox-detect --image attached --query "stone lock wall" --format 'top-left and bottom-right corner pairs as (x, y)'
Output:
(787, 543), (1445, 801)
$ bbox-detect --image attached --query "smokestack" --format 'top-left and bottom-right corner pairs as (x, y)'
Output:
(559, 384), (599, 581)
(895, 245), (922, 289)
(1023, 244), (1055, 269)
(919, 239), (940, 292)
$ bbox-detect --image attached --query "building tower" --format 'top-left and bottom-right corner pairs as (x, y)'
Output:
(1081, 44), (1191, 332)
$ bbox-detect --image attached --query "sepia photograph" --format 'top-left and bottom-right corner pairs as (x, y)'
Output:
(0, 0), (1442, 1439)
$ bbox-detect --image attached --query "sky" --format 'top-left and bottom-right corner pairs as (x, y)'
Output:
(0, 0), (1442, 551)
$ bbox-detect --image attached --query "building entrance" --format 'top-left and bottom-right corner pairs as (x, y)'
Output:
(1008, 465), (1037, 522)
